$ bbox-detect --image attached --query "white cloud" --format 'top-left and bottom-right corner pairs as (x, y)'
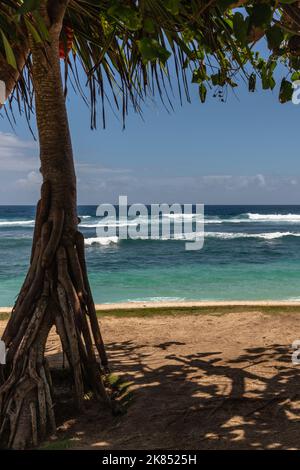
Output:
(76, 163), (132, 175)
(254, 174), (266, 188)
(76, 172), (300, 204)
(16, 171), (41, 189)
(0, 132), (37, 171)
(200, 174), (266, 190)
(0, 135), (298, 204)
(0, 132), (35, 150)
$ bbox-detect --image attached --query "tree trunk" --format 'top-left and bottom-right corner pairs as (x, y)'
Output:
(0, 6), (110, 449)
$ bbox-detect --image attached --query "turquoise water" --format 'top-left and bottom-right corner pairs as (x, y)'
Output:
(1, 205), (300, 306)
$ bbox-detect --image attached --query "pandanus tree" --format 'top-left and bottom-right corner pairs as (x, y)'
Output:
(0, 0), (300, 449)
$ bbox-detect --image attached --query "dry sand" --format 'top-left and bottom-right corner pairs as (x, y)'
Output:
(1, 306), (300, 449)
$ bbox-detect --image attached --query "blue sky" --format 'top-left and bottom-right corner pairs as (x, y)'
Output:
(0, 59), (299, 205)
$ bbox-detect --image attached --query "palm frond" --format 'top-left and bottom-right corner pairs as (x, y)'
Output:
(1, 0), (300, 127)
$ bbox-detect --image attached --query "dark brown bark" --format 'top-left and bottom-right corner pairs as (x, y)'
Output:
(0, 2), (110, 449)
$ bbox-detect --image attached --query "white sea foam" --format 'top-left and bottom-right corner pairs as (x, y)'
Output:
(84, 230), (300, 244)
(0, 220), (35, 227)
(84, 232), (205, 245)
(205, 219), (227, 224)
(205, 231), (300, 240)
(163, 213), (202, 220)
(2, 212), (300, 229)
(129, 297), (186, 302)
(245, 213), (300, 222)
(205, 213), (300, 224)
(84, 236), (119, 246)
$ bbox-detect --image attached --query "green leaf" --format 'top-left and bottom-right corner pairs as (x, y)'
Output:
(262, 72), (275, 90)
(266, 26), (284, 51)
(108, 3), (141, 31)
(137, 38), (171, 64)
(289, 56), (300, 70)
(32, 11), (50, 41)
(199, 83), (207, 103)
(144, 18), (155, 34)
(0, 30), (17, 69)
(291, 71), (300, 82)
(192, 66), (207, 83)
(260, 61), (276, 90)
(211, 71), (226, 87)
(25, 18), (42, 43)
(18, 0), (40, 15)
(233, 12), (248, 45)
(165, 0), (180, 15)
(250, 4), (272, 28)
(248, 73), (256, 92)
(279, 78), (293, 104)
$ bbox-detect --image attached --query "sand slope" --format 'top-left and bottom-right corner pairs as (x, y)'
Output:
(1, 308), (300, 449)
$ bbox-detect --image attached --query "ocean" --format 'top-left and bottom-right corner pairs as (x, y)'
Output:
(1, 205), (300, 306)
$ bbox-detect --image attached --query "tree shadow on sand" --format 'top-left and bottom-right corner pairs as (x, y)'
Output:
(46, 339), (300, 450)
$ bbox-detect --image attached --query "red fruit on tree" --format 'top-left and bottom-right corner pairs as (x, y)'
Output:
(59, 25), (74, 59)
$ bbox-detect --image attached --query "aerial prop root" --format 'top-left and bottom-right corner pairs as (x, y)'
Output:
(0, 181), (112, 448)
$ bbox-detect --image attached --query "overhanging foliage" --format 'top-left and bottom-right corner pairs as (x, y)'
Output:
(1, 0), (300, 127)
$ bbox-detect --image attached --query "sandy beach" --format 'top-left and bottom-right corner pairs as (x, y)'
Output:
(1, 304), (300, 449)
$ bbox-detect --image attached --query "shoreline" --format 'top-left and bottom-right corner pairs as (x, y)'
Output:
(1, 299), (300, 313)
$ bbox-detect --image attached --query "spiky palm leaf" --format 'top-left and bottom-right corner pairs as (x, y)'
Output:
(1, 0), (300, 127)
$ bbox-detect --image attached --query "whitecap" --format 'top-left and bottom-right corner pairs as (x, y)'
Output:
(245, 213), (300, 222)
(0, 220), (35, 227)
(205, 231), (300, 240)
(84, 236), (119, 246)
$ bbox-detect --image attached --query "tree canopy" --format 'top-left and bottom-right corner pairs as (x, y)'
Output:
(1, 0), (300, 127)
